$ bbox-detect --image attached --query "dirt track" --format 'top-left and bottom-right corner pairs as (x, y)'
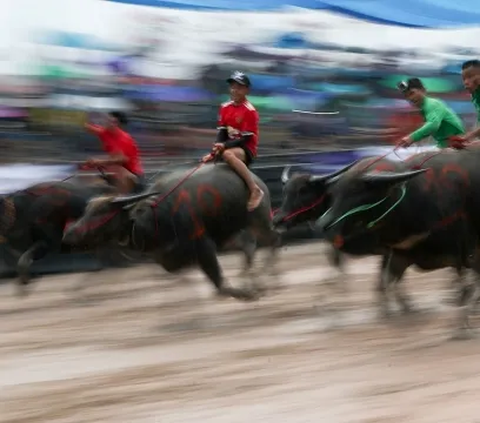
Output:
(2, 243), (480, 423)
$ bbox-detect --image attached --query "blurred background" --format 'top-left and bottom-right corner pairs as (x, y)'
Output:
(1, 0), (480, 168)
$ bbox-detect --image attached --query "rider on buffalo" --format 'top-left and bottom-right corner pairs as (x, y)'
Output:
(85, 111), (145, 194)
(202, 71), (264, 211)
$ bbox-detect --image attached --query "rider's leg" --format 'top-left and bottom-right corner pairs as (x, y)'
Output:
(221, 148), (264, 211)
(111, 166), (138, 194)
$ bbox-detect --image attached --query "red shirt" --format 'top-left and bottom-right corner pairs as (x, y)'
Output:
(94, 126), (143, 175)
(218, 100), (259, 156)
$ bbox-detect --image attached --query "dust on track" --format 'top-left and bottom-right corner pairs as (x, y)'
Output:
(1, 243), (480, 423)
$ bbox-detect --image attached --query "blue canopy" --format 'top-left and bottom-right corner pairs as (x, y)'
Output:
(104, 0), (480, 28)
(318, 0), (480, 29)
(104, 0), (327, 11)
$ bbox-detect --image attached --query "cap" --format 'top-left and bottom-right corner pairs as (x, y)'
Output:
(226, 71), (251, 88)
(397, 78), (425, 93)
(109, 111), (128, 125)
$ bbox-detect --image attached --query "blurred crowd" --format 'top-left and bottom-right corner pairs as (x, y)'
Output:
(0, 35), (477, 166)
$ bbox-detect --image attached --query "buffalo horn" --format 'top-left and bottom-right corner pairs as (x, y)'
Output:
(281, 166), (291, 184)
(360, 168), (428, 184)
(110, 190), (163, 206)
(309, 159), (361, 183)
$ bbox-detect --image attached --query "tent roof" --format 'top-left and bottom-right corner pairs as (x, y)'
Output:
(104, 0), (326, 11)
(105, 0), (480, 28)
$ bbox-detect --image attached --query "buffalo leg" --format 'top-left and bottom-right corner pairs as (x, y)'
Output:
(377, 253), (394, 317)
(195, 237), (257, 301)
(453, 271), (480, 339)
(388, 256), (411, 314)
(16, 241), (48, 297)
(326, 247), (347, 294)
(237, 229), (257, 276)
(377, 253), (411, 317)
(453, 258), (480, 339)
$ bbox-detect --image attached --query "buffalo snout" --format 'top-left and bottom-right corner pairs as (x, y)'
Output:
(315, 210), (335, 236)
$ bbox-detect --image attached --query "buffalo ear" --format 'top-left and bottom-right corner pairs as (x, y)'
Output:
(360, 168), (428, 185)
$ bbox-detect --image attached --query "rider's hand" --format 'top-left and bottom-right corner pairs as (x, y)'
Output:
(202, 153), (214, 163)
(212, 143), (225, 154)
(86, 158), (102, 167)
(227, 126), (239, 138)
(397, 136), (413, 148)
(449, 136), (468, 150)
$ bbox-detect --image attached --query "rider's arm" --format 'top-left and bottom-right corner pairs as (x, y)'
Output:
(216, 106), (229, 143)
(408, 103), (445, 143)
(222, 109), (258, 149)
(84, 123), (105, 136)
(464, 127), (480, 141)
(463, 108), (480, 141)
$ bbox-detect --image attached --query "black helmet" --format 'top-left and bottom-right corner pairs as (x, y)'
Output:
(397, 78), (425, 93)
(226, 71), (251, 88)
(109, 111), (128, 125)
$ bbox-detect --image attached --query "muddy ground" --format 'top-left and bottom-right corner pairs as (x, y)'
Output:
(2, 243), (480, 423)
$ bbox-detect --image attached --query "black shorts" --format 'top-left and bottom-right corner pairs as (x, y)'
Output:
(240, 146), (255, 167)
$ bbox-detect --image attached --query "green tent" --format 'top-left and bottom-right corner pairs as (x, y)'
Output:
(35, 64), (89, 79)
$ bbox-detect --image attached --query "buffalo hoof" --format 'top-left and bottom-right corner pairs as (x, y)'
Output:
(218, 287), (259, 302)
(14, 282), (29, 298)
(400, 304), (417, 315)
(450, 327), (476, 341)
(378, 308), (394, 320)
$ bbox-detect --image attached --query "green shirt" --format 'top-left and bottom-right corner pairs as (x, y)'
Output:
(409, 97), (465, 148)
(471, 88), (480, 123)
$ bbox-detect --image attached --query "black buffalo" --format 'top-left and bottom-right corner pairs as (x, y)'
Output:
(316, 150), (480, 338)
(0, 175), (117, 295)
(274, 157), (473, 320)
(272, 163), (360, 281)
(63, 163), (280, 301)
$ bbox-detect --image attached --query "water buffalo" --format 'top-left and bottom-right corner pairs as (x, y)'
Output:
(274, 156), (473, 317)
(316, 149), (480, 338)
(272, 162), (360, 287)
(0, 175), (118, 296)
(63, 163), (280, 301)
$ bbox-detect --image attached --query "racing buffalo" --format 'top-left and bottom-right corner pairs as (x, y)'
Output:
(272, 162), (361, 285)
(0, 175), (118, 296)
(316, 149), (480, 338)
(274, 156), (473, 319)
(63, 163), (280, 301)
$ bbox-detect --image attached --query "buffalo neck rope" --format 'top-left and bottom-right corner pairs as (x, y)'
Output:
(149, 162), (206, 238)
(321, 184), (407, 230)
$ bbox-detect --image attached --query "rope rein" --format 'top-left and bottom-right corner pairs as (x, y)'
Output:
(322, 184), (407, 230)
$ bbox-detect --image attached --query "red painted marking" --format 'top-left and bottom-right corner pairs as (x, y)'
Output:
(371, 162), (396, 173)
(422, 168), (435, 191)
(172, 189), (205, 239)
(196, 184), (222, 217)
(171, 185), (224, 239)
(440, 163), (470, 189)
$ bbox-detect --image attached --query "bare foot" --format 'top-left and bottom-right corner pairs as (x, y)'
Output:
(247, 187), (264, 211)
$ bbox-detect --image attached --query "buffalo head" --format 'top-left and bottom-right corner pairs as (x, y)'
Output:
(273, 160), (360, 231)
(315, 168), (428, 250)
(63, 190), (162, 247)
